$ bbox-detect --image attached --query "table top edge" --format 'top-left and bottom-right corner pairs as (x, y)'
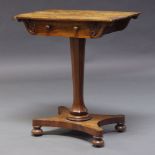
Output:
(14, 10), (141, 23)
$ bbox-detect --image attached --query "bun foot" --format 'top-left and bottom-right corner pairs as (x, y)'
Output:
(32, 126), (43, 136)
(92, 136), (104, 147)
(115, 123), (126, 132)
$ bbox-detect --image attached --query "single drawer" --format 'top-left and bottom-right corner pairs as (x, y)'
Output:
(23, 20), (107, 38)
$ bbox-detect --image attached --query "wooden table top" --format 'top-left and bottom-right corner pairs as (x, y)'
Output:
(15, 9), (140, 22)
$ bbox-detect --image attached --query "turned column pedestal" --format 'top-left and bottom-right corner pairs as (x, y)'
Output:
(67, 38), (91, 122)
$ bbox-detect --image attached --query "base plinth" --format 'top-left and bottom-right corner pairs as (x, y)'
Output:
(32, 106), (126, 147)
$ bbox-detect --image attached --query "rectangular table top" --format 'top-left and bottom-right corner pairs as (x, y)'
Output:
(15, 9), (140, 22)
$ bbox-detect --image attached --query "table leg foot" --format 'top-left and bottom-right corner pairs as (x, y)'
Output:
(32, 126), (43, 136)
(92, 136), (104, 147)
(115, 123), (126, 132)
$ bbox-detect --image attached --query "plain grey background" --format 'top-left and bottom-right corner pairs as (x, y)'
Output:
(0, 0), (155, 154)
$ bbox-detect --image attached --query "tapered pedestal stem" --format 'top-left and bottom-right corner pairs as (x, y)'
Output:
(67, 38), (91, 121)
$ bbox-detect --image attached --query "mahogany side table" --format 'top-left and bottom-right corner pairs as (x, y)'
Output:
(15, 10), (140, 147)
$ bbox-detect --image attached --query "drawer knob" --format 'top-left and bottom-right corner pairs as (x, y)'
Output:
(45, 25), (52, 31)
(27, 22), (36, 34)
(73, 26), (79, 32)
(91, 31), (96, 37)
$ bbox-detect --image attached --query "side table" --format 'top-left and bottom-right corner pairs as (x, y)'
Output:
(15, 10), (140, 147)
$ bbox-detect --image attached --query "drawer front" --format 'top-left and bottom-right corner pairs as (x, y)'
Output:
(24, 20), (106, 38)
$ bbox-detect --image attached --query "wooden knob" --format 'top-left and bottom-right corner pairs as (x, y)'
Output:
(91, 31), (96, 37)
(73, 26), (79, 31)
(28, 22), (36, 34)
(45, 25), (52, 31)
(29, 29), (35, 34)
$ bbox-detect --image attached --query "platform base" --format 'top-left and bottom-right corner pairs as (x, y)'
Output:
(32, 106), (126, 147)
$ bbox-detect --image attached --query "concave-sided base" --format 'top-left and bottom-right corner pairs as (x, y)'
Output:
(32, 106), (126, 147)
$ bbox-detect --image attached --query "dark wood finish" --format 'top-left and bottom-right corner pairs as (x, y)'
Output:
(16, 19), (134, 38)
(22, 20), (107, 38)
(15, 9), (140, 147)
(15, 10), (140, 38)
(67, 38), (92, 121)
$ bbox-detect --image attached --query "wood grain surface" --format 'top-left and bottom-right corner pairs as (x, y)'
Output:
(15, 9), (140, 22)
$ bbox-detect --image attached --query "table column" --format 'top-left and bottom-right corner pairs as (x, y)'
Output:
(67, 38), (91, 121)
